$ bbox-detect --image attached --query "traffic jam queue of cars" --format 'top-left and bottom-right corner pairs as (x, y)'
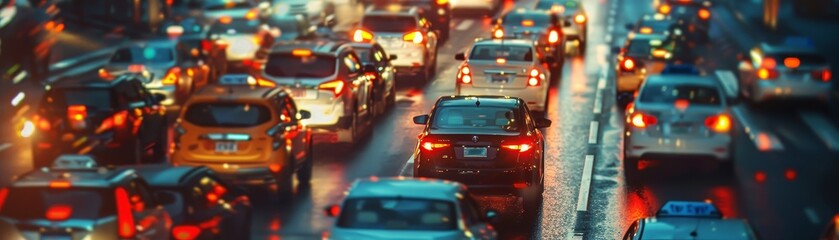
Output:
(2, 0), (825, 239)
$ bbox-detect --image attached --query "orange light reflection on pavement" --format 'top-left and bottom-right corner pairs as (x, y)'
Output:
(624, 186), (659, 223)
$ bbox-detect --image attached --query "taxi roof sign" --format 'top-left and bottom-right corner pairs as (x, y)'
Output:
(656, 201), (722, 218)
(52, 154), (98, 169)
(219, 74), (258, 85)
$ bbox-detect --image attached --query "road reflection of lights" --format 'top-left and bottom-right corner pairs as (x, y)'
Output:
(270, 218), (281, 231)
(710, 186), (738, 217)
(754, 171), (767, 183)
(624, 186), (658, 222)
(784, 168), (797, 181)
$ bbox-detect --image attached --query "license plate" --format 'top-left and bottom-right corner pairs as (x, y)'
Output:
(490, 74), (510, 83)
(670, 122), (692, 133)
(463, 147), (488, 158)
(291, 88), (308, 98)
(215, 141), (237, 153)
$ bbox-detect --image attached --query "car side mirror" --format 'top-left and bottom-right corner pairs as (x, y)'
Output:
(455, 53), (466, 61)
(413, 114), (429, 125)
(535, 118), (552, 128)
(324, 204), (341, 217)
(389, 54), (398, 61)
(625, 23), (635, 31)
(543, 56), (556, 64)
(362, 64), (377, 73)
(155, 191), (178, 205)
(298, 110), (312, 120)
(153, 93), (167, 104)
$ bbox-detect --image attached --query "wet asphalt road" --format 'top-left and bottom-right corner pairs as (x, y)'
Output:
(1, 0), (838, 239)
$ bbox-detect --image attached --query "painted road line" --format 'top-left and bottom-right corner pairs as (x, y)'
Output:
(715, 70), (738, 99)
(799, 111), (839, 152)
(399, 154), (415, 177)
(593, 89), (603, 114)
(575, 155), (595, 212)
(731, 106), (785, 151)
(0, 143), (11, 153)
(804, 208), (820, 225)
(455, 19), (474, 31)
(588, 121), (599, 144)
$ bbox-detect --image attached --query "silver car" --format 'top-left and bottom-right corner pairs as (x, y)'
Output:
(623, 74), (732, 178)
(355, 6), (439, 80)
(535, 0), (588, 53)
(454, 39), (554, 113)
(737, 39), (832, 103)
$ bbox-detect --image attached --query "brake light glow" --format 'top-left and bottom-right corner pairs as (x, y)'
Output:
(245, 9), (258, 20)
(502, 143), (533, 152)
(492, 28), (504, 39)
(421, 141), (450, 151)
(219, 16), (232, 24)
(621, 58), (635, 71)
(457, 65), (472, 84)
(658, 4), (671, 14)
(630, 112), (657, 128)
(819, 70), (832, 82)
(784, 57), (800, 69)
(115, 187), (136, 238)
(698, 8), (711, 20)
(96, 110), (129, 134)
(98, 68), (113, 79)
(436, 0), (448, 4)
(761, 57), (777, 68)
(33, 114), (50, 131)
(162, 67), (181, 85)
(50, 180), (71, 188)
(0, 188), (8, 211)
(574, 14), (587, 24)
(528, 69), (542, 87)
(46, 204), (73, 221)
(173, 225), (201, 240)
(640, 27), (653, 34)
(705, 114), (732, 133)
(292, 49), (312, 57)
(496, 58), (506, 65)
(403, 31), (425, 44)
(128, 64), (145, 73)
(521, 20), (534, 27)
(319, 79), (345, 97)
(352, 29), (374, 42)
(548, 29), (560, 44)
(757, 68), (778, 80)
(269, 164), (281, 173)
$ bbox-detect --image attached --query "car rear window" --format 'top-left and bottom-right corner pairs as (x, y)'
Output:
(627, 39), (653, 56)
(210, 19), (261, 34)
(503, 13), (551, 27)
(430, 106), (521, 134)
(264, 53), (337, 78)
(0, 187), (114, 220)
(470, 45), (533, 61)
(361, 15), (417, 32)
(184, 102), (272, 127)
(110, 47), (175, 64)
(337, 198), (457, 231)
(43, 88), (115, 110)
(639, 83), (721, 105)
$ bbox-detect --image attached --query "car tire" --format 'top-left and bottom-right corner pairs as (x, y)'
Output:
(522, 183), (543, 216)
(296, 141), (314, 185)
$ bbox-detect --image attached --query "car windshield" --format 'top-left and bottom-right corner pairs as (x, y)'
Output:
(361, 16), (417, 32)
(110, 47), (175, 64)
(44, 88), (115, 110)
(430, 106), (521, 134)
(0, 187), (114, 220)
(470, 45), (533, 61)
(184, 102), (272, 127)
(639, 83), (721, 106)
(210, 19), (261, 34)
(503, 13), (551, 27)
(264, 53), (337, 78)
(337, 198), (458, 231)
(627, 39), (653, 56)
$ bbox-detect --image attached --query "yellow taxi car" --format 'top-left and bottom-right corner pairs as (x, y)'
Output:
(172, 74), (313, 201)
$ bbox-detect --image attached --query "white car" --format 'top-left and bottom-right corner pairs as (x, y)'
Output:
(354, 6), (439, 80)
(623, 74), (733, 179)
(454, 39), (554, 113)
(450, 0), (500, 15)
(737, 39), (832, 104)
(324, 177), (498, 240)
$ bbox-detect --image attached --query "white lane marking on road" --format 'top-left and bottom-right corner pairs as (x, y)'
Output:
(0, 143), (11, 153)
(804, 208), (820, 224)
(400, 154), (415, 177)
(456, 19), (474, 31)
(605, 35), (612, 43)
(588, 121), (599, 144)
(593, 90), (603, 114)
(799, 111), (839, 151)
(575, 155), (595, 212)
(715, 70), (739, 99)
(731, 106), (785, 151)
(606, 24), (613, 33)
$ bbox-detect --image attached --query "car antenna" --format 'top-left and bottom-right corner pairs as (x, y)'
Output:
(475, 97), (481, 107)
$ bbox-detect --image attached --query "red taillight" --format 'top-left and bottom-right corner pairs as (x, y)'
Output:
(783, 57), (800, 69)
(0, 188), (8, 211)
(705, 114), (732, 133)
(621, 58), (636, 72)
(421, 141), (450, 151)
(697, 8), (710, 20)
(501, 143), (533, 152)
(352, 29), (374, 42)
(269, 163), (281, 173)
(32, 114), (51, 131)
(457, 65), (472, 84)
(173, 225), (201, 240)
(96, 110), (129, 133)
(757, 68), (778, 80)
(318, 79), (345, 97)
(49, 180), (71, 189)
(403, 31), (425, 44)
(162, 67), (181, 85)
(67, 105), (87, 122)
(128, 64), (145, 73)
(206, 192), (219, 203)
(658, 4), (671, 14)
(115, 187), (136, 239)
(813, 69), (831, 82)
(527, 69), (542, 87)
(98, 68), (113, 79)
(629, 112), (657, 128)
(547, 29), (561, 44)
(492, 27), (504, 39)
(328, 205), (341, 216)
(46, 204), (73, 221)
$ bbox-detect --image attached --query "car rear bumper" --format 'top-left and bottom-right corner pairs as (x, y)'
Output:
(175, 160), (284, 185)
(296, 98), (349, 127)
(386, 48), (427, 68)
(753, 80), (831, 101)
(615, 72), (645, 93)
(457, 84), (548, 111)
(419, 166), (534, 195)
(625, 132), (731, 160)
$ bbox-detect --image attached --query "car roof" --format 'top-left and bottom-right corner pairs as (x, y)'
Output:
(640, 217), (755, 239)
(125, 165), (210, 187)
(364, 5), (420, 16)
(346, 177), (464, 201)
(473, 39), (535, 47)
(644, 74), (719, 87)
(50, 74), (140, 89)
(191, 85), (287, 102)
(436, 96), (523, 108)
(268, 40), (352, 55)
(12, 168), (137, 188)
